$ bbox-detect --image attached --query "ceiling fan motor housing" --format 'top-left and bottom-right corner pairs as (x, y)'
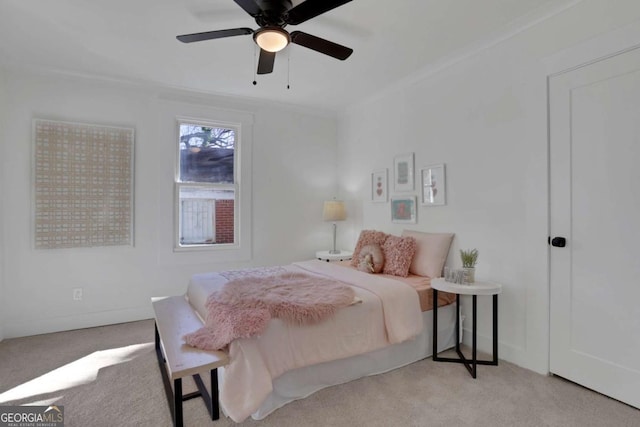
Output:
(255, 0), (293, 27)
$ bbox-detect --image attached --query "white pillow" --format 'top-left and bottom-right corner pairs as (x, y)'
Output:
(401, 230), (454, 278)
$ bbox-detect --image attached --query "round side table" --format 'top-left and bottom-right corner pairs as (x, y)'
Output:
(431, 278), (502, 378)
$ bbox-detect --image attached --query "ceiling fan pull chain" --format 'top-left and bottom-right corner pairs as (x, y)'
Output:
(253, 43), (258, 86)
(287, 48), (291, 90)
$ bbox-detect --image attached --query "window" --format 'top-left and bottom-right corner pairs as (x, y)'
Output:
(176, 121), (239, 248)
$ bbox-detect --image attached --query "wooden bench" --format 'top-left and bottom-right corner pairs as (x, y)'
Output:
(152, 296), (229, 427)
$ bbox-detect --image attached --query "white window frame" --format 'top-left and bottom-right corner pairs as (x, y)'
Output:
(174, 118), (241, 252)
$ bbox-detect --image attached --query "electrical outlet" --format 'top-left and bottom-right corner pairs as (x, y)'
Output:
(73, 288), (83, 301)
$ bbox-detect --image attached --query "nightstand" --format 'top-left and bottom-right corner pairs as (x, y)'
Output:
(315, 250), (353, 262)
(431, 278), (502, 378)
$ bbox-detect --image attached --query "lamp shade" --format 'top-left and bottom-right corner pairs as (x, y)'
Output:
(323, 200), (347, 222)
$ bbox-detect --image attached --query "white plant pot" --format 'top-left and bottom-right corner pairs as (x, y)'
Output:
(463, 267), (475, 283)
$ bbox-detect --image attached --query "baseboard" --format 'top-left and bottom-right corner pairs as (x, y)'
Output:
(3, 305), (154, 339)
(461, 326), (495, 355)
(461, 326), (545, 374)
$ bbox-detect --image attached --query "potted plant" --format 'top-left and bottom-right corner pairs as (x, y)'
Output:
(460, 248), (479, 283)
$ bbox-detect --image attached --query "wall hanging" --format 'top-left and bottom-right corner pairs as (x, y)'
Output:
(33, 119), (134, 249)
(371, 168), (388, 203)
(390, 196), (417, 224)
(421, 163), (446, 206)
(393, 153), (414, 192)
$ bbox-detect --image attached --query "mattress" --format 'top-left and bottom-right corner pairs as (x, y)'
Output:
(334, 260), (457, 311)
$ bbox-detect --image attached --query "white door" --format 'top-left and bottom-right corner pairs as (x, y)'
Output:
(549, 46), (640, 409)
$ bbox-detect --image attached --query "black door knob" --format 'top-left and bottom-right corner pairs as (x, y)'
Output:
(550, 237), (566, 247)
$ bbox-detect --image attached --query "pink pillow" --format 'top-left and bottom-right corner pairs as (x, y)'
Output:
(356, 244), (385, 273)
(401, 230), (454, 278)
(381, 235), (417, 277)
(351, 230), (389, 267)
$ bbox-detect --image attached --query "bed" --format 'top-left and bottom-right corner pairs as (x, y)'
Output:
(184, 230), (457, 422)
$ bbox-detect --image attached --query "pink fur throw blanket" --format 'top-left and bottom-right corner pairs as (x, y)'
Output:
(185, 272), (355, 351)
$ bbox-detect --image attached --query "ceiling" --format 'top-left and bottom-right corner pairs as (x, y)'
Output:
(0, 0), (577, 112)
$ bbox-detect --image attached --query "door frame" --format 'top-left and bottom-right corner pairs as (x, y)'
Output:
(544, 19), (640, 373)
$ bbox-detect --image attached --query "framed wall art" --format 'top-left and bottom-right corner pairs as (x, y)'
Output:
(393, 153), (414, 192)
(421, 163), (446, 206)
(33, 119), (135, 249)
(391, 196), (417, 224)
(371, 169), (388, 203)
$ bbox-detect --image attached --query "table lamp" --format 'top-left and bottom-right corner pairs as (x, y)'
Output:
(323, 200), (347, 254)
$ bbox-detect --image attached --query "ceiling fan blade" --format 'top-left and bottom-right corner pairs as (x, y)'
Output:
(286, 0), (352, 25)
(257, 49), (276, 74)
(233, 0), (262, 17)
(177, 27), (253, 43)
(290, 31), (353, 60)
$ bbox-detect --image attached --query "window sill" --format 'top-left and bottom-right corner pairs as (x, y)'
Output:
(173, 243), (239, 252)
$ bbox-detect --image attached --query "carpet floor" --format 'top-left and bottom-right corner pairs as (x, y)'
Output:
(0, 319), (638, 427)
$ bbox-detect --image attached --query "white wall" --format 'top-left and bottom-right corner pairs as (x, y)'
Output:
(0, 67), (6, 342)
(337, 0), (640, 374)
(1, 70), (338, 338)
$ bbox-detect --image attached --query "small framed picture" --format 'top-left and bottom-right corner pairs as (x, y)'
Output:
(391, 197), (417, 223)
(421, 164), (446, 206)
(371, 169), (388, 203)
(394, 153), (414, 192)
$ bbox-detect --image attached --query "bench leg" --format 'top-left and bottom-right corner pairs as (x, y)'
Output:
(156, 323), (183, 426)
(211, 369), (219, 420)
(174, 378), (183, 427)
(155, 322), (221, 425)
(187, 370), (220, 421)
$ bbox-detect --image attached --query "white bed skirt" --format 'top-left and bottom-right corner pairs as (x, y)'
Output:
(217, 302), (458, 420)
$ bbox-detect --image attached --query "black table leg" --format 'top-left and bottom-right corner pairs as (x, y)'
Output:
(493, 294), (499, 364)
(472, 295), (477, 378)
(455, 294), (461, 353)
(432, 289), (439, 360)
(432, 292), (499, 378)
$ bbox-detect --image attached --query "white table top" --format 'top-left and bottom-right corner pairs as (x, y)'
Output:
(431, 277), (502, 296)
(316, 250), (353, 260)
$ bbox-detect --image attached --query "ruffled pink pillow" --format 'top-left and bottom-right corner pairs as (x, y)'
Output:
(382, 235), (417, 277)
(350, 230), (389, 267)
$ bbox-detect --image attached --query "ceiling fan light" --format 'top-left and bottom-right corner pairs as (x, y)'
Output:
(254, 28), (290, 53)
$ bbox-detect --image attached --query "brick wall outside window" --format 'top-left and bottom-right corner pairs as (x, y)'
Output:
(215, 200), (234, 244)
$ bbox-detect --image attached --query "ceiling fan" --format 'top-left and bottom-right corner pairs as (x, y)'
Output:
(177, 0), (354, 75)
